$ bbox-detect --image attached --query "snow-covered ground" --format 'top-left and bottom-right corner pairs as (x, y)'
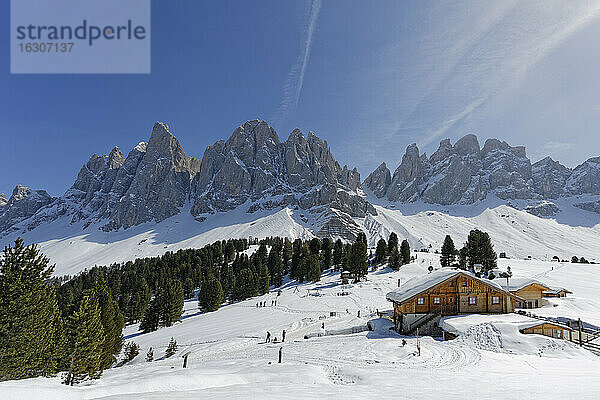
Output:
(2, 198), (600, 276)
(2, 253), (600, 399)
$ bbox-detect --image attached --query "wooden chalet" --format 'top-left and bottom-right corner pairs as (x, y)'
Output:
(542, 287), (572, 298)
(520, 321), (572, 340)
(501, 279), (552, 309)
(386, 269), (522, 335)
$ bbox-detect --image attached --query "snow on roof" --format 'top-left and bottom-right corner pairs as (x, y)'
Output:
(386, 268), (507, 304)
(543, 287), (572, 295)
(500, 278), (551, 292)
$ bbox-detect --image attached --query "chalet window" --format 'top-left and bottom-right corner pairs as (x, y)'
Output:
(462, 281), (467, 287)
(433, 297), (440, 304)
(554, 330), (562, 339)
(492, 296), (500, 304)
(449, 282), (454, 287)
(469, 297), (476, 305)
(417, 297), (424, 305)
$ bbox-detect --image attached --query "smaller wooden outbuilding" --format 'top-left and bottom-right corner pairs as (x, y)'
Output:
(520, 321), (573, 340)
(501, 278), (551, 309)
(542, 287), (572, 298)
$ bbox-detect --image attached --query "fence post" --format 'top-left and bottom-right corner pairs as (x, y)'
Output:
(578, 318), (583, 346)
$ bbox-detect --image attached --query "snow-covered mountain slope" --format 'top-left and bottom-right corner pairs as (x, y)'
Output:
(2, 196), (599, 277)
(2, 256), (599, 399)
(2, 206), (312, 276)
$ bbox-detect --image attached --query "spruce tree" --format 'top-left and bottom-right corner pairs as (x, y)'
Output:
(122, 342), (140, 363)
(267, 247), (284, 287)
(64, 293), (105, 385)
(159, 279), (184, 327)
(348, 240), (368, 280)
(183, 278), (195, 300)
(306, 254), (321, 282)
(139, 296), (160, 333)
(440, 235), (457, 268)
(165, 338), (178, 358)
(94, 275), (124, 369)
(321, 238), (332, 269)
(388, 232), (399, 255)
(231, 268), (257, 301)
(146, 347), (154, 362)
(282, 239), (293, 274)
(332, 239), (343, 268)
(400, 240), (411, 265)
(389, 246), (401, 271)
(257, 263), (270, 295)
(375, 239), (387, 265)
(198, 276), (224, 312)
(460, 229), (497, 274)
(0, 238), (65, 380)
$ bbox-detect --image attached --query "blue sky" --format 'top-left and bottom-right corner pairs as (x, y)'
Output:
(2, 1), (600, 197)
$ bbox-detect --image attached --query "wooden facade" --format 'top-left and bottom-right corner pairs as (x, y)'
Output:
(511, 283), (550, 309)
(521, 322), (572, 340)
(389, 272), (521, 334)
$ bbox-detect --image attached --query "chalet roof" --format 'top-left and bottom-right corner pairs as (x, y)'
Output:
(500, 278), (551, 292)
(518, 320), (573, 331)
(542, 287), (573, 295)
(386, 269), (513, 304)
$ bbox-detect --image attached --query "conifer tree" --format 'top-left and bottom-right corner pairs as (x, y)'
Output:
(122, 342), (140, 363)
(460, 229), (497, 274)
(400, 240), (411, 265)
(165, 338), (178, 358)
(145, 347), (154, 362)
(321, 238), (332, 269)
(183, 278), (195, 300)
(389, 246), (401, 271)
(440, 235), (458, 268)
(375, 239), (387, 265)
(282, 238), (293, 273)
(0, 238), (65, 380)
(257, 263), (270, 295)
(159, 279), (183, 327)
(198, 276), (224, 312)
(267, 247), (284, 287)
(139, 296), (160, 333)
(64, 293), (105, 385)
(306, 254), (321, 282)
(333, 239), (344, 268)
(348, 239), (368, 280)
(231, 268), (257, 301)
(388, 232), (399, 255)
(94, 275), (124, 369)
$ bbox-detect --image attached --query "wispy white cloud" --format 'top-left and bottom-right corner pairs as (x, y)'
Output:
(273, 0), (322, 127)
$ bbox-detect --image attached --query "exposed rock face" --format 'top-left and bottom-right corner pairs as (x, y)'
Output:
(103, 122), (200, 230)
(0, 194), (7, 208)
(0, 185), (54, 234)
(367, 135), (537, 205)
(191, 120), (374, 220)
(363, 162), (391, 198)
(532, 157), (571, 199)
(566, 156), (600, 195)
(0, 120), (372, 240)
(525, 201), (559, 217)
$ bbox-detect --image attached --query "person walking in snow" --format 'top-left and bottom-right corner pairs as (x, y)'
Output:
(322, 322), (325, 330)
(266, 331), (271, 343)
(282, 330), (286, 342)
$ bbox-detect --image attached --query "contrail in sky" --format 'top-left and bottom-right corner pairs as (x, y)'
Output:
(274, 0), (322, 126)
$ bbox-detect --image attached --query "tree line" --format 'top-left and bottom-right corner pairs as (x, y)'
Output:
(0, 232), (414, 384)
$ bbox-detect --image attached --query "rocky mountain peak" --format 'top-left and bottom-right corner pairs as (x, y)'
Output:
(0, 193), (7, 208)
(108, 147), (125, 169)
(0, 185), (53, 236)
(363, 162), (392, 198)
(454, 134), (480, 156)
